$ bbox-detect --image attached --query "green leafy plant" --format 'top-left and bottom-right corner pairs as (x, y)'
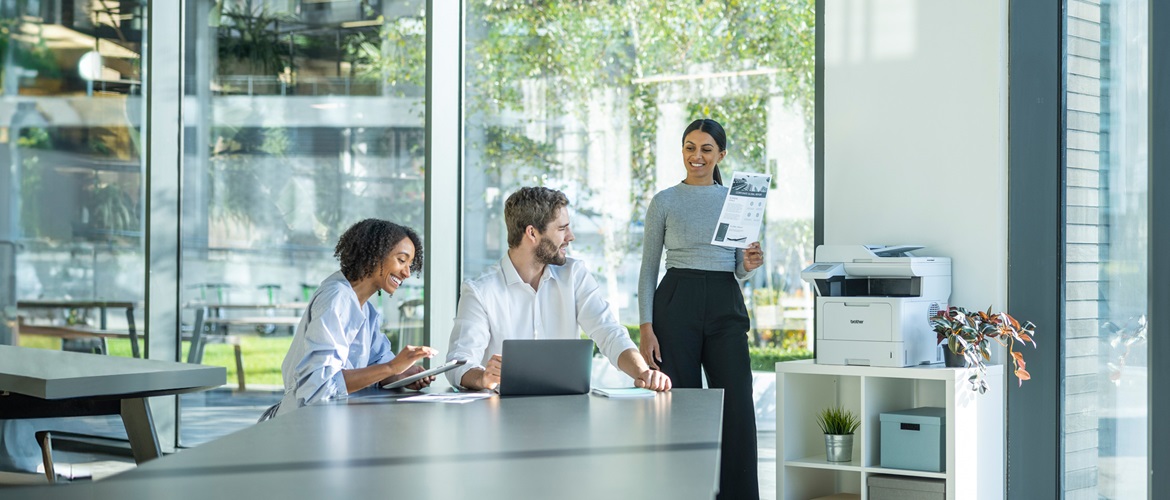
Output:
(87, 182), (139, 234)
(932, 305), (1037, 393)
(0, 15), (63, 84)
(214, 1), (296, 77)
(748, 346), (812, 371)
(815, 406), (860, 435)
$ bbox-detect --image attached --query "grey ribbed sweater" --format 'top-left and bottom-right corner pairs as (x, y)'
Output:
(638, 182), (756, 324)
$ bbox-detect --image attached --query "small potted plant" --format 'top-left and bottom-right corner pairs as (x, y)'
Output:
(815, 406), (860, 462)
(931, 305), (1037, 393)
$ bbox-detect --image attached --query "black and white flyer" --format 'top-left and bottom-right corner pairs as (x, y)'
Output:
(711, 171), (771, 248)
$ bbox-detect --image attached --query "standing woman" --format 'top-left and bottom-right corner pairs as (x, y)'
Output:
(639, 119), (764, 500)
(274, 218), (437, 418)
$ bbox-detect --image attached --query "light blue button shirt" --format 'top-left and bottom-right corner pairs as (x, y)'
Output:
(277, 271), (394, 416)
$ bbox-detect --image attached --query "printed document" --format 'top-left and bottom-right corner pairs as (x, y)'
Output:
(711, 171), (772, 248)
(591, 388), (656, 398)
(400, 393), (494, 404)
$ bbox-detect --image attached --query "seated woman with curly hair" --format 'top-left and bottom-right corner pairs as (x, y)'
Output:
(273, 219), (436, 417)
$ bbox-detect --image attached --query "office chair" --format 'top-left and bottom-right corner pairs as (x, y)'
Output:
(34, 430), (136, 484)
(258, 403), (281, 423)
(395, 299), (425, 350)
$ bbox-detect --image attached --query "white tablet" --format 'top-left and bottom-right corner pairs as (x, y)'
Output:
(380, 359), (467, 389)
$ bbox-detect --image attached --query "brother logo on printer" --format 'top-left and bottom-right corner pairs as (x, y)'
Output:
(850, 320), (864, 324)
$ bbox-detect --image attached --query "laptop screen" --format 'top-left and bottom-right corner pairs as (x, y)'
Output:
(498, 339), (593, 396)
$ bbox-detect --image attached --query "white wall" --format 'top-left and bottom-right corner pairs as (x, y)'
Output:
(824, 0), (1009, 309)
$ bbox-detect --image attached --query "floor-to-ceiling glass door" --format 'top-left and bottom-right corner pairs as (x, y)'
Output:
(1062, 1), (1148, 497)
(0, 1), (148, 351)
(0, 0), (149, 472)
(460, 0), (817, 351)
(178, 0), (427, 442)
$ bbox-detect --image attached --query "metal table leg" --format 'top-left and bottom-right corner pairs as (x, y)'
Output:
(120, 397), (162, 464)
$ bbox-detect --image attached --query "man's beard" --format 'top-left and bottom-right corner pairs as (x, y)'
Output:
(535, 236), (566, 265)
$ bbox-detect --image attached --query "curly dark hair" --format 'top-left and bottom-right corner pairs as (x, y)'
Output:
(334, 219), (423, 282)
(504, 187), (570, 249)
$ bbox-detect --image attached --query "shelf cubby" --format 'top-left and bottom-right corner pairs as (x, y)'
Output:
(776, 360), (1004, 499)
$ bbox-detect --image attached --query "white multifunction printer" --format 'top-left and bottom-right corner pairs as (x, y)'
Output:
(800, 245), (951, 367)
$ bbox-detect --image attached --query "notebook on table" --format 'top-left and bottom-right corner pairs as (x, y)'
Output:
(497, 339), (593, 396)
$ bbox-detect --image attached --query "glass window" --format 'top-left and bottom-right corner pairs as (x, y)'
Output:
(1062, 0), (1147, 498)
(1, 0), (147, 353)
(180, 0), (426, 434)
(461, 1), (816, 352)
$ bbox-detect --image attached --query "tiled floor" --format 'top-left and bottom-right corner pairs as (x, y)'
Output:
(759, 431), (777, 500)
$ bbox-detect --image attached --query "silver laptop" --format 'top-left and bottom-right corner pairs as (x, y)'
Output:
(498, 339), (593, 396)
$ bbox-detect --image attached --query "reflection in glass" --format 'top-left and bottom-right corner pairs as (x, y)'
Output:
(461, 1), (816, 353)
(1, 0), (147, 349)
(1062, 1), (1147, 498)
(180, 1), (426, 429)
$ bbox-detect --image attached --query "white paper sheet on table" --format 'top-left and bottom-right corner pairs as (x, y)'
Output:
(399, 393), (495, 404)
(711, 171), (772, 248)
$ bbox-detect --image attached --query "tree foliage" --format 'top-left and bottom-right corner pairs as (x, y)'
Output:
(345, 12), (426, 94)
(342, 0), (814, 229)
(215, 0), (297, 77)
(463, 0), (814, 222)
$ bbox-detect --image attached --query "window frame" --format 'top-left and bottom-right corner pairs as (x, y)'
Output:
(1005, 0), (1169, 497)
(1148, 0), (1170, 496)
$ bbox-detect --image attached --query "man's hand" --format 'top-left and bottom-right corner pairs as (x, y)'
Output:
(634, 369), (672, 392)
(479, 353), (503, 390)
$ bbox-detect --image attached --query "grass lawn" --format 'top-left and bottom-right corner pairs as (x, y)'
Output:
(18, 328), (813, 389)
(18, 335), (293, 388)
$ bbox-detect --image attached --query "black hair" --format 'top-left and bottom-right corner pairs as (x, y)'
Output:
(334, 219), (424, 282)
(682, 118), (728, 185)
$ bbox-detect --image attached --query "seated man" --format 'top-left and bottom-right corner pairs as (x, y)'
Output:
(447, 187), (671, 392)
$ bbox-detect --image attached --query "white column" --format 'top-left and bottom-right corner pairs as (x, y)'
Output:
(145, 0), (184, 451)
(425, 0), (462, 388)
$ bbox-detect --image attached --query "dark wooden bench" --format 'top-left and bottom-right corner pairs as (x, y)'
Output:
(15, 319), (143, 359)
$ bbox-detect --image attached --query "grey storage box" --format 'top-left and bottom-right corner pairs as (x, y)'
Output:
(868, 474), (945, 500)
(879, 406), (945, 472)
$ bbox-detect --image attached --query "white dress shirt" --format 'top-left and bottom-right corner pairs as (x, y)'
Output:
(277, 271), (395, 416)
(446, 255), (637, 388)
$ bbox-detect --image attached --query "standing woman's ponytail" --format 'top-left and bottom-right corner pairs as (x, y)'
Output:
(682, 118), (728, 185)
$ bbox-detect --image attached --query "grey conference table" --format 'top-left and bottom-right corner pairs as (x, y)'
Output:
(15, 388), (724, 499)
(0, 345), (226, 464)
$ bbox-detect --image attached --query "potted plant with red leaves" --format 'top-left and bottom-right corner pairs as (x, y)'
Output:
(931, 306), (1037, 393)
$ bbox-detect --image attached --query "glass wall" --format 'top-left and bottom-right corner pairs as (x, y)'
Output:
(1063, 0), (1148, 498)
(179, 0), (426, 403)
(461, 0), (816, 352)
(0, 0), (147, 351)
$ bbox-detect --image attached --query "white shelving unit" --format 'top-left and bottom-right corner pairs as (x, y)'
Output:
(775, 360), (1004, 500)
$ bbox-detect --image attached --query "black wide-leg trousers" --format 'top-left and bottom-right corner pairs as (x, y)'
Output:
(653, 268), (759, 500)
